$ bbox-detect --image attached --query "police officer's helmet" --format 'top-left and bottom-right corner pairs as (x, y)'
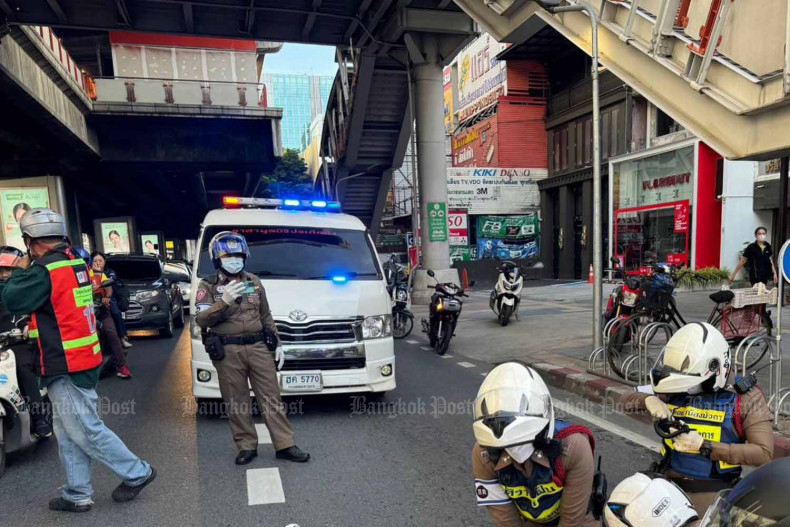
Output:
(209, 231), (250, 270)
(19, 208), (67, 240)
(75, 247), (91, 267)
(700, 457), (790, 526)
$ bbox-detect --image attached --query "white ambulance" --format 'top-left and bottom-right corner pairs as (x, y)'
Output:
(190, 197), (396, 400)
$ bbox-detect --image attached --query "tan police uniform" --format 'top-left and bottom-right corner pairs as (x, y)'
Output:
(195, 270), (295, 452)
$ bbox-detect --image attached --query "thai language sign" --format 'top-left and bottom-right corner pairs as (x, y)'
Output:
(447, 167), (548, 215)
(454, 33), (507, 123)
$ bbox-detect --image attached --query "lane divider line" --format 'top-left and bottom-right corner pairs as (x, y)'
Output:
(405, 339), (420, 345)
(246, 467), (286, 505)
(255, 423), (272, 445)
(480, 372), (488, 377)
(553, 400), (659, 453)
(420, 346), (431, 351)
(457, 362), (475, 368)
(440, 355), (454, 359)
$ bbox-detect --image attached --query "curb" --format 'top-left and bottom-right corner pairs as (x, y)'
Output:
(527, 360), (790, 459)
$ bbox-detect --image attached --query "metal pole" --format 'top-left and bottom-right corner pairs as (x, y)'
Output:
(780, 157), (789, 250)
(548, 4), (602, 348)
(407, 63), (420, 250)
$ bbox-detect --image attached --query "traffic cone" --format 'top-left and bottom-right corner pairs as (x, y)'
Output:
(588, 264), (594, 284)
(462, 268), (470, 290)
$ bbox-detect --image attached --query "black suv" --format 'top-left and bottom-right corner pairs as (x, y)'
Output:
(107, 254), (185, 338)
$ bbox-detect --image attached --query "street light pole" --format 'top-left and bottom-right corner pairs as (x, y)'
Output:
(544, 3), (602, 348)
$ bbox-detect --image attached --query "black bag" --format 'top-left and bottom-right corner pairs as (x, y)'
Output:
(113, 277), (131, 312)
(202, 331), (225, 362)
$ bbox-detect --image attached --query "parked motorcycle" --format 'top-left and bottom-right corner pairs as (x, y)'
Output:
(0, 328), (50, 477)
(391, 280), (414, 339)
(421, 270), (470, 355)
(490, 260), (523, 326)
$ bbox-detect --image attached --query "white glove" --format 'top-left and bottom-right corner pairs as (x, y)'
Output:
(221, 281), (246, 306)
(645, 396), (672, 420)
(275, 346), (285, 370)
(672, 430), (704, 453)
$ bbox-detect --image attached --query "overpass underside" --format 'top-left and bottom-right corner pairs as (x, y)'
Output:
(454, 0), (790, 160)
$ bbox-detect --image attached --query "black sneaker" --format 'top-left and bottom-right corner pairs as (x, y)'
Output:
(111, 466), (157, 503)
(48, 497), (92, 513)
(235, 450), (258, 465)
(275, 445), (310, 463)
(32, 416), (53, 439)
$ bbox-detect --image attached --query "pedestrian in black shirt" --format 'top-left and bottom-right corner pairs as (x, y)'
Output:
(729, 226), (777, 286)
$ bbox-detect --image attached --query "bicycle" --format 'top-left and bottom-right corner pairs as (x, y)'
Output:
(706, 287), (774, 370)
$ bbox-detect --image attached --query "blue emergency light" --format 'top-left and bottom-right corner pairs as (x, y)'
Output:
(283, 199), (301, 207)
(311, 200), (327, 208)
(331, 275), (348, 284)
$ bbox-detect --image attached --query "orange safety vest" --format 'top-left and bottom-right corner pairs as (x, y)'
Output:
(29, 248), (102, 376)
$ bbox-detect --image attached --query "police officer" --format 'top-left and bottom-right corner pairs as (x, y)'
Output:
(622, 322), (773, 516)
(472, 362), (599, 526)
(195, 231), (309, 465)
(0, 245), (52, 438)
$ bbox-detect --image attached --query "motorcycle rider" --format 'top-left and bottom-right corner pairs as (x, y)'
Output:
(194, 231), (310, 465)
(605, 473), (698, 527)
(622, 322), (773, 516)
(0, 245), (52, 438)
(472, 362), (599, 526)
(700, 456), (790, 525)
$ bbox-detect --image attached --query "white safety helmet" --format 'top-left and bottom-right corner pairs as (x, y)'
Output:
(650, 322), (730, 394)
(473, 362), (554, 448)
(19, 208), (67, 240)
(605, 473), (698, 527)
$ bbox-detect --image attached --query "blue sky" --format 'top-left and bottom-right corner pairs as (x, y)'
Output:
(264, 43), (338, 77)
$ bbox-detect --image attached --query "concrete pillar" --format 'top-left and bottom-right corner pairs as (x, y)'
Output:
(558, 186), (574, 279)
(411, 34), (459, 304)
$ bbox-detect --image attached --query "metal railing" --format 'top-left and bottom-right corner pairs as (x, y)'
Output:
(27, 26), (93, 98)
(93, 76), (267, 107)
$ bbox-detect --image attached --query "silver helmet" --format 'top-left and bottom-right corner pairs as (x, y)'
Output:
(19, 208), (67, 240)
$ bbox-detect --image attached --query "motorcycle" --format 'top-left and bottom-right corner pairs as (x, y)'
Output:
(490, 260), (523, 326)
(0, 327), (50, 477)
(391, 280), (414, 340)
(421, 270), (470, 355)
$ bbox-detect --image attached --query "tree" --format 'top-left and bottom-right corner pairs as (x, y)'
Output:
(258, 148), (313, 199)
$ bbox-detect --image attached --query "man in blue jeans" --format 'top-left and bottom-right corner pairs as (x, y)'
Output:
(0, 209), (155, 513)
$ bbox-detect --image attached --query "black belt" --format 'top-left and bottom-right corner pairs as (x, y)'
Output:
(219, 332), (265, 345)
(668, 474), (736, 494)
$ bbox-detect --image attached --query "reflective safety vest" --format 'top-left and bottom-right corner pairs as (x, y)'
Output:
(661, 391), (744, 481)
(495, 421), (596, 525)
(30, 248), (102, 376)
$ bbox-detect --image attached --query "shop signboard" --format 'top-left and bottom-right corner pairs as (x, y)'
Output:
(447, 167), (547, 215)
(448, 210), (468, 246)
(0, 187), (50, 250)
(450, 246), (476, 262)
(427, 202), (448, 242)
(613, 146), (695, 209)
(476, 215), (539, 261)
(453, 33), (508, 123)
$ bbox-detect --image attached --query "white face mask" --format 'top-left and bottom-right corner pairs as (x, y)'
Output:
(221, 257), (244, 275)
(505, 443), (535, 464)
(758, 234), (767, 242)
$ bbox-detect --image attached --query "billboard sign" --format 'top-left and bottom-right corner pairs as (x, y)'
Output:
(454, 33), (507, 123)
(448, 210), (469, 246)
(447, 167), (547, 215)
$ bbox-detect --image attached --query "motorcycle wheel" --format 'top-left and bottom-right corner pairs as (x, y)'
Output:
(500, 305), (512, 327)
(392, 312), (414, 339)
(437, 323), (451, 355)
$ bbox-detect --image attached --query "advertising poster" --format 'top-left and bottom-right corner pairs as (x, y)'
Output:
(476, 215), (540, 261)
(450, 246), (476, 262)
(674, 201), (689, 234)
(427, 202), (448, 242)
(443, 66), (455, 134)
(0, 188), (50, 250)
(448, 210), (469, 246)
(453, 33), (508, 123)
(141, 233), (160, 255)
(447, 167), (548, 215)
(101, 222), (131, 254)
(81, 233), (93, 253)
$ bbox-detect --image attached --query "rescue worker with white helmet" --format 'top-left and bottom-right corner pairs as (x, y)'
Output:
(472, 362), (599, 526)
(605, 473), (698, 527)
(621, 322), (773, 516)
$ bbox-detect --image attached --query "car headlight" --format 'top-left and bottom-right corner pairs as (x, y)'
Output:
(191, 320), (202, 339)
(361, 315), (392, 339)
(396, 288), (408, 301)
(135, 290), (161, 301)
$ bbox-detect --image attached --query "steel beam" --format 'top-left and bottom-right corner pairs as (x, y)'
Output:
(301, 0), (322, 41)
(115, 0), (131, 26)
(183, 3), (194, 33)
(343, 53), (377, 167)
(45, 0), (67, 25)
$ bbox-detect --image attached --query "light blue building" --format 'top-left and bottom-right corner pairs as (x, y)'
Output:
(262, 73), (333, 150)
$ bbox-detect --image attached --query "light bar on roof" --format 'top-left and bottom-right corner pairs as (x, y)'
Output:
(221, 197), (341, 212)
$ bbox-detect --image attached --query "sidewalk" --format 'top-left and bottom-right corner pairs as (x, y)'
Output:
(412, 281), (790, 456)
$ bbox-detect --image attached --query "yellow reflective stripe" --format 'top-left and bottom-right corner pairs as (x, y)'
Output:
(719, 460), (740, 470)
(62, 332), (99, 350)
(28, 329), (39, 338)
(45, 259), (85, 271)
(667, 404), (726, 423)
(666, 424), (722, 452)
(517, 499), (561, 523)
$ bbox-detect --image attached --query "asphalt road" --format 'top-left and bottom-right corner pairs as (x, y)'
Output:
(0, 328), (660, 527)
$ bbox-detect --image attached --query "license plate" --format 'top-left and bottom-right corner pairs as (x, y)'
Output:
(281, 372), (322, 392)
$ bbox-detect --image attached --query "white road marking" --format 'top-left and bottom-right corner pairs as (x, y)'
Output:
(480, 372), (488, 377)
(457, 362), (475, 368)
(440, 355), (454, 359)
(246, 468), (286, 505)
(420, 346), (431, 351)
(406, 339), (420, 345)
(255, 423), (272, 445)
(553, 400), (659, 452)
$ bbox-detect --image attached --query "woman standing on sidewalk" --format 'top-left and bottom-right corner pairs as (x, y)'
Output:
(622, 322), (773, 516)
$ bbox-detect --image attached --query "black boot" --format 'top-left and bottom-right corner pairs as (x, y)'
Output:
(48, 497), (92, 513)
(111, 466), (157, 502)
(235, 450), (258, 465)
(276, 445), (310, 463)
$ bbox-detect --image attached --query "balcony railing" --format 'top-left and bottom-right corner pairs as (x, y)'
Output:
(93, 77), (267, 107)
(27, 26), (93, 98)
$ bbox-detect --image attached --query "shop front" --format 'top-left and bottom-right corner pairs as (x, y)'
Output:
(610, 139), (722, 272)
